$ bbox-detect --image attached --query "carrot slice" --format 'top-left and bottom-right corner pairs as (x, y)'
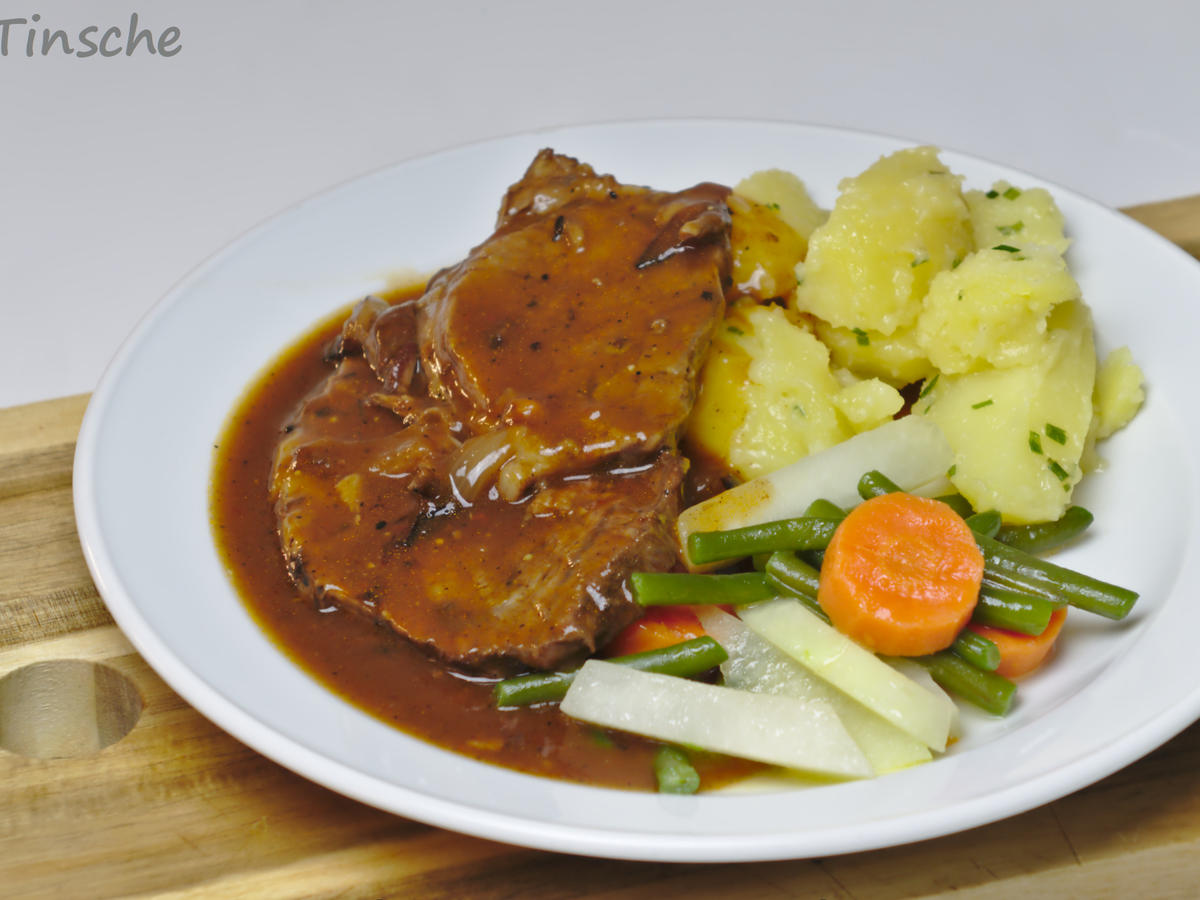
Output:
(604, 605), (706, 657)
(967, 607), (1068, 679)
(817, 492), (984, 657)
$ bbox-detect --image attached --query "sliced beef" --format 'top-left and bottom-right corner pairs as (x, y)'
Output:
(270, 150), (730, 674)
(417, 150), (730, 499)
(271, 340), (683, 672)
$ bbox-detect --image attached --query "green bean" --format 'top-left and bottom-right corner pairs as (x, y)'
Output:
(631, 572), (776, 607)
(801, 549), (827, 569)
(764, 572), (830, 623)
(995, 506), (1094, 555)
(763, 550), (821, 597)
(857, 470), (903, 499)
(976, 532), (1138, 620)
(935, 492), (975, 519)
(492, 636), (728, 707)
(965, 509), (1002, 539)
(799, 500), (844, 567)
(686, 517), (841, 566)
(913, 651), (1016, 716)
(653, 745), (701, 794)
(803, 498), (847, 520)
(974, 582), (1057, 635)
(950, 629), (1001, 672)
(761, 551), (839, 628)
(981, 567), (1057, 604)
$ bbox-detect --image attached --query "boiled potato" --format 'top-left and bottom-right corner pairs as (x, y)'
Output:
(716, 304), (848, 480)
(695, 154), (1143, 520)
(686, 303), (902, 481)
(793, 147), (973, 335)
(916, 248), (1081, 374)
(1093, 346), (1145, 439)
(727, 193), (807, 301)
(833, 378), (905, 430)
(686, 328), (752, 466)
(815, 319), (935, 387)
(734, 168), (826, 240)
(966, 182), (1071, 256)
(918, 300), (1096, 523)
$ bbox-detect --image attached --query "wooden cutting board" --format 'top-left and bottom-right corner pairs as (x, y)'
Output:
(3, 195), (1199, 899)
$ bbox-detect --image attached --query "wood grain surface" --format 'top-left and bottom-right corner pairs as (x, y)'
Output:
(2, 196), (1198, 899)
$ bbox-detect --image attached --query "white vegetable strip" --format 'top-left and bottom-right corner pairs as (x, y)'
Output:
(676, 416), (953, 569)
(739, 599), (956, 752)
(560, 659), (873, 779)
(890, 658), (962, 742)
(696, 607), (932, 774)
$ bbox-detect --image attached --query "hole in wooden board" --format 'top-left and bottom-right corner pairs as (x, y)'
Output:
(0, 659), (143, 758)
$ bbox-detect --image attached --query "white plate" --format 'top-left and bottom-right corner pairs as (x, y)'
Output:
(73, 120), (1200, 862)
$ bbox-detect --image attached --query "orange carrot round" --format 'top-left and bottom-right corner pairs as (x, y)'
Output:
(967, 607), (1068, 679)
(604, 605), (706, 657)
(818, 492), (984, 656)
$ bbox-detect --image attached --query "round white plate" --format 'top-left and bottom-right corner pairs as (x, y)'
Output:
(73, 120), (1200, 862)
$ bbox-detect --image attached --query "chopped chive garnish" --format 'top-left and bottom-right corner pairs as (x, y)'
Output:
(726, 326), (744, 336)
(993, 244), (1021, 253)
(957, 289), (965, 301)
(852, 327), (871, 346)
(947, 464), (957, 477)
(767, 202), (781, 210)
(918, 373), (940, 399)
(997, 221), (1025, 236)
(1029, 431), (1043, 454)
(1048, 460), (1070, 482)
(793, 404), (807, 417)
(971, 398), (994, 409)
(986, 189), (999, 199)
(911, 254), (929, 268)
(951, 256), (963, 269)
(1003, 186), (1022, 200)
(1045, 423), (1068, 444)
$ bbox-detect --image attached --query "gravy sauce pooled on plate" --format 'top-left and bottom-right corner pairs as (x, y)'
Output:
(211, 150), (751, 788)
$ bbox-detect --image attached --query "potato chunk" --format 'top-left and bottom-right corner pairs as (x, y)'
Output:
(833, 378), (906, 430)
(918, 300), (1096, 523)
(713, 305), (847, 480)
(1093, 346), (1146, 440)
(793, 147), (973, 335)
(966, 182), (1071, 256)
(686, 303), (902, 481)
(916, 248), (1081, 374)
(734, 168), (826, 240)
(815, 319), (935, 387)
(727, 193), (807, 301)
(684, 328), (752, 468)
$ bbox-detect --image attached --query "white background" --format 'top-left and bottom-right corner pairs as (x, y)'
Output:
(3, 0), (1198, 409)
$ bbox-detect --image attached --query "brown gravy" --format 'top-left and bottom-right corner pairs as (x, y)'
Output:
(210, 293), (757, 791)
